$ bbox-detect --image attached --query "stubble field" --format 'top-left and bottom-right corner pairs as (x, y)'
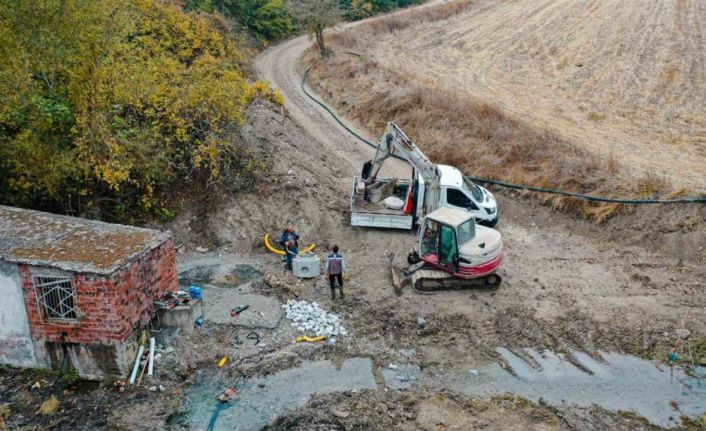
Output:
(356, 0), (706, 189)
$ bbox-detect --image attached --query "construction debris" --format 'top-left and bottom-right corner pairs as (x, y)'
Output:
(230, 304), (250, 317)
(148, 337), (156, 377)
(218, 356), (228, 368)
(282, 300), (347, 338)
(129, 345), (145, 384)
(0, 403), (10, 429)
(39, 395), (59, 415)
(217, 388), (238, 403)
(295, 335), (326, 343)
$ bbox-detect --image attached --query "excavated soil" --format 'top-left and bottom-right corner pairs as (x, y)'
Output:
(264, 390), (663, 431)
(2, 94), (704, 431)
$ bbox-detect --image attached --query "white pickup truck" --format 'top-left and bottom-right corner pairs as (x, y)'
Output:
(351, 164), (498, 230)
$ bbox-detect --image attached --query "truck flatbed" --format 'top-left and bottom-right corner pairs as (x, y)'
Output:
(352, 193), (405, 216)
(350, 176), (414, 229)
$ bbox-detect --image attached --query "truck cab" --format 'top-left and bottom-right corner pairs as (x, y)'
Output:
(435, 165), (498, 227)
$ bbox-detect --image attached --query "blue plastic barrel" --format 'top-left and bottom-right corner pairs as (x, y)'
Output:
(189, 285), (202, 300)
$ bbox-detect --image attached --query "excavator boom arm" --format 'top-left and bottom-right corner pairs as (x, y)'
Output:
(369, 122), (441, 216)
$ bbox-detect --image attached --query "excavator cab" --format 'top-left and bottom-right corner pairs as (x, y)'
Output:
(418, 210), (470, 272)
(411, 207), (504, 290)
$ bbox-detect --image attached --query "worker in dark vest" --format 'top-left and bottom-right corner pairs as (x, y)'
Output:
(325, 245), (347, 300)
(278, 226), (300, 271)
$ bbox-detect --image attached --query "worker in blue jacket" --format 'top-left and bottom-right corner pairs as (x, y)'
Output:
(278, 226), (300, 271)
(326, 245), (347, 300)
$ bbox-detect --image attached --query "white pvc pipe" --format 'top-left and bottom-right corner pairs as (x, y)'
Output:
(147, 337), (155, 377)
(129, 345), (145, 384)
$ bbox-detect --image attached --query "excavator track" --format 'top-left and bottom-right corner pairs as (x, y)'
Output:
(412, 269), (501, 292)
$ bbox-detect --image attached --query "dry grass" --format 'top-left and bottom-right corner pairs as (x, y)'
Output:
(668, 187), (693, 199)
(361, 0), (706, 189)
(305, 49), (684, 222)
(605, 152), (619, 175)
(635, 173), (668, 198)
(588, 112), (606, 122)
(362, 0), (472, 34)
(327, 32), (359, 50)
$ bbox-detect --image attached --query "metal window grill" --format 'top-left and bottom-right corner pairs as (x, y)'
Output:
(32, 276), (78, 323)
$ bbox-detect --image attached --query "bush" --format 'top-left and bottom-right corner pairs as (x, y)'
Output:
(0, 0), (281, 221)
(188, 0), (423, 42)
(342, 0), (423, 20)
(206, 0), (294, 41)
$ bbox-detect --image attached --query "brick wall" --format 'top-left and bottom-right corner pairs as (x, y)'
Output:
(110, 239), (178, 340)
(20, 239), (178, 346)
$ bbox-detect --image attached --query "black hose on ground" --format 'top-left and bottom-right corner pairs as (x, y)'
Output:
(301, 67), (706, 205)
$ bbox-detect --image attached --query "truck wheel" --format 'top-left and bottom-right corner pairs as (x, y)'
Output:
(407, 251), (421, 265)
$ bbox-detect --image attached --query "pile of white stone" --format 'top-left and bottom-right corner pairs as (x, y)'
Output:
(282, 300), (348, 338)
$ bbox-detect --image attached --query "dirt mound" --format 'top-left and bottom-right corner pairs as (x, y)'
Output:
(264, 390), (660, 431)
(168, 101), (351, 252)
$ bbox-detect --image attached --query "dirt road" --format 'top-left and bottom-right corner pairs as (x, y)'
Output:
(254, 0), (447, 179)
(255, 33), (377, 178)
(255, 1), (705, 370)
(359, 0), (706, 190)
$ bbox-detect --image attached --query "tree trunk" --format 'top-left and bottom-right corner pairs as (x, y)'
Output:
(315, 25), (327, 58)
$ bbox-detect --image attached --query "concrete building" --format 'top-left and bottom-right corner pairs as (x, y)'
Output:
(0, 205), (178, 379)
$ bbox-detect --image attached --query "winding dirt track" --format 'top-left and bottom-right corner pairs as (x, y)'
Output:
(255, 1), (705, 369)
(254, 2), (444, 178)
(255, 33), (374, 175)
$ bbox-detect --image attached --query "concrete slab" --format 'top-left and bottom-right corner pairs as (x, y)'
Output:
(201, 285), (283, 329)
(176, 253), (263, 288)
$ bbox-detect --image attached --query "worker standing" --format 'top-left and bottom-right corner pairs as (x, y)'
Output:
(326, 245), (346, 300)
(278, 226), (300, 271)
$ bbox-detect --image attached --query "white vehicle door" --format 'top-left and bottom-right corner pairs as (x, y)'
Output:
(444, 187), (483, 219)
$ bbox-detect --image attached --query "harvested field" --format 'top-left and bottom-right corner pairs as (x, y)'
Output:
(344, 0), (706, 190)
(305, 49), (681, 221)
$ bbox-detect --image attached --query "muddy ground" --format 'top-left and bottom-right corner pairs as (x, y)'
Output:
(3, 98), (704, 430)
(2, 2), (706, 428)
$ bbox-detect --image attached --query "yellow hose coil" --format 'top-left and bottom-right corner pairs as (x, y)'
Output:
(264, 233), (316, 256)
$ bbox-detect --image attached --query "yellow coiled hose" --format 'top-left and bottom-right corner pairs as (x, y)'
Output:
(263, 233), (316, 256)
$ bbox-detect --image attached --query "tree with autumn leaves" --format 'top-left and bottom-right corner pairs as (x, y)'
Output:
(288, 0), (343, 58)
(0, 0), (282, 221)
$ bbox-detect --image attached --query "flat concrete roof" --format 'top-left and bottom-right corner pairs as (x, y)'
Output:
(426, 207), (474, 228)
(0, 206), (172, 275)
